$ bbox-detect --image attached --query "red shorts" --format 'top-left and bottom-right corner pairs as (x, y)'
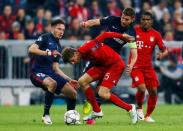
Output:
(131, 68), (159, 88)
(86, 60), (125, 89)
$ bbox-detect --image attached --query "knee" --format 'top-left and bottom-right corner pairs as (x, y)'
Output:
(71, 90), (77, 99)
(138, 86), (146, 93)
(47, 80), (57, 93)
(98, 90), (110, 100)
(78, 78), (87, 88)
(68, 90), (77, 99)
(149, 89), (157, 96)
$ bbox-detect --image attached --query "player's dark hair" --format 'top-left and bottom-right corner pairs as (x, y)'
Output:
(61, 47), (76, 63)
(141, 12), (153, 19)
(122, 7), (135, 18)
(51, 17), (65, 26)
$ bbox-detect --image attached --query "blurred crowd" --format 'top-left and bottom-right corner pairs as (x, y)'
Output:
(1, 0), (183, 41)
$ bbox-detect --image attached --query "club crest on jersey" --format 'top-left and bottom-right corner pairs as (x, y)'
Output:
(112, 80), (116, 84)
(136, 35), (140, 38)
(112, 26), (118, 29)
(150, 36), (154, 42)
(134, 76), (139, 82)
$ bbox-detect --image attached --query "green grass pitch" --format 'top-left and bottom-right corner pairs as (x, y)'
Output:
(0, 104), (183, 131)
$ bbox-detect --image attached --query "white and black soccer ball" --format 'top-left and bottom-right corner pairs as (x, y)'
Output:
(64, 110), (80, 125)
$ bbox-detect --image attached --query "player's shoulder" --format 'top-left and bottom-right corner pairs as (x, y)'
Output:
(37, 33), (51, 41)
(151, 28), (162, 37)
(39, 32), (51, 38)
(103, 16), (120, 22)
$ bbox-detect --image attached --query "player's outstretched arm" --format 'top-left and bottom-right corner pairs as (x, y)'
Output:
(52, 62), (79, 89)
(53, 62), (72, 81)
(80, 19), (100, 28)
(28, 43), (61, 57)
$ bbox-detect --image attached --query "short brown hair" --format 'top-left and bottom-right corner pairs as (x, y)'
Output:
(122, 7), (135, 18)
(61, 47), (76, 63)
(51, 17), (65, 26)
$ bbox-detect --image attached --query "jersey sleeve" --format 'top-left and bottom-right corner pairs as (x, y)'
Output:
(100, 16), (116, 26)
(35, 35), (47, 48)
(156, 32), (166, 51)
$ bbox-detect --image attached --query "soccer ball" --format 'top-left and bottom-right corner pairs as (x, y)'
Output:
(64, 110), (80, 125)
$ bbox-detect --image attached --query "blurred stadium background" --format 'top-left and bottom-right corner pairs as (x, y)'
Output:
(0, 0), (183, 107)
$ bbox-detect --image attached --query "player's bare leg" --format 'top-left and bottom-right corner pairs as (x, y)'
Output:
(136, 84), (146, 120)
(78, 74), (103, 121)
(42, 77), (57, 125)
(98, 86), (137, 124)
(145, 87), (157, 122)
(62, 82), (77, 111)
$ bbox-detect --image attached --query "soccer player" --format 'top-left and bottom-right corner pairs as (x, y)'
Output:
(61, 32), (138, 124)
(131, 12), (168, 122)
(28, 18), (79, 125)
(80, 7), (137, 119)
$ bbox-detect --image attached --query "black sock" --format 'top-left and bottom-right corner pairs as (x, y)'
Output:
(43, 91), (54, 116)
(66, 97), (76, 111)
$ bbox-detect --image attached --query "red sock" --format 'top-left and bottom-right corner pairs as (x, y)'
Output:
(109, 93), (132, 111)
(85, 87), (101, 112)
(136, 91), (145, 109)
(145, 95), (157, 117)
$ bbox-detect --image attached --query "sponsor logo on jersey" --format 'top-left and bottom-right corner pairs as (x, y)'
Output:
(136, 41), (144, 49)
(113, 38), (125, 44)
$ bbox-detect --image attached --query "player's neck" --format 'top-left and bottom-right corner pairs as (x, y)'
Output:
(141, 27), (152, 32)
(51, 32), (59, 40)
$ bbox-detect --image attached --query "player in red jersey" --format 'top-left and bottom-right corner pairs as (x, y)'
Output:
(61, 32), (138, 124)
(130, 12), (168, 122)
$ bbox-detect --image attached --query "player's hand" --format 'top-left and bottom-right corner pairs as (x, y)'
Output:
(80, 21), (87, 28)
(69, 80), (80, 89)
(47, 50), (61, 57)
(123, 34), (135, 42)
(126, 64), (133, 75)
(156, 52), (163, 61)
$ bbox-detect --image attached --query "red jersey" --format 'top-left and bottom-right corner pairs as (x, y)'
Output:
(134, 25), (166, 68)
(78, 32), (123, 66)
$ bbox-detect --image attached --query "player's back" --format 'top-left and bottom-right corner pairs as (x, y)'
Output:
(79, 40), (121, 66)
